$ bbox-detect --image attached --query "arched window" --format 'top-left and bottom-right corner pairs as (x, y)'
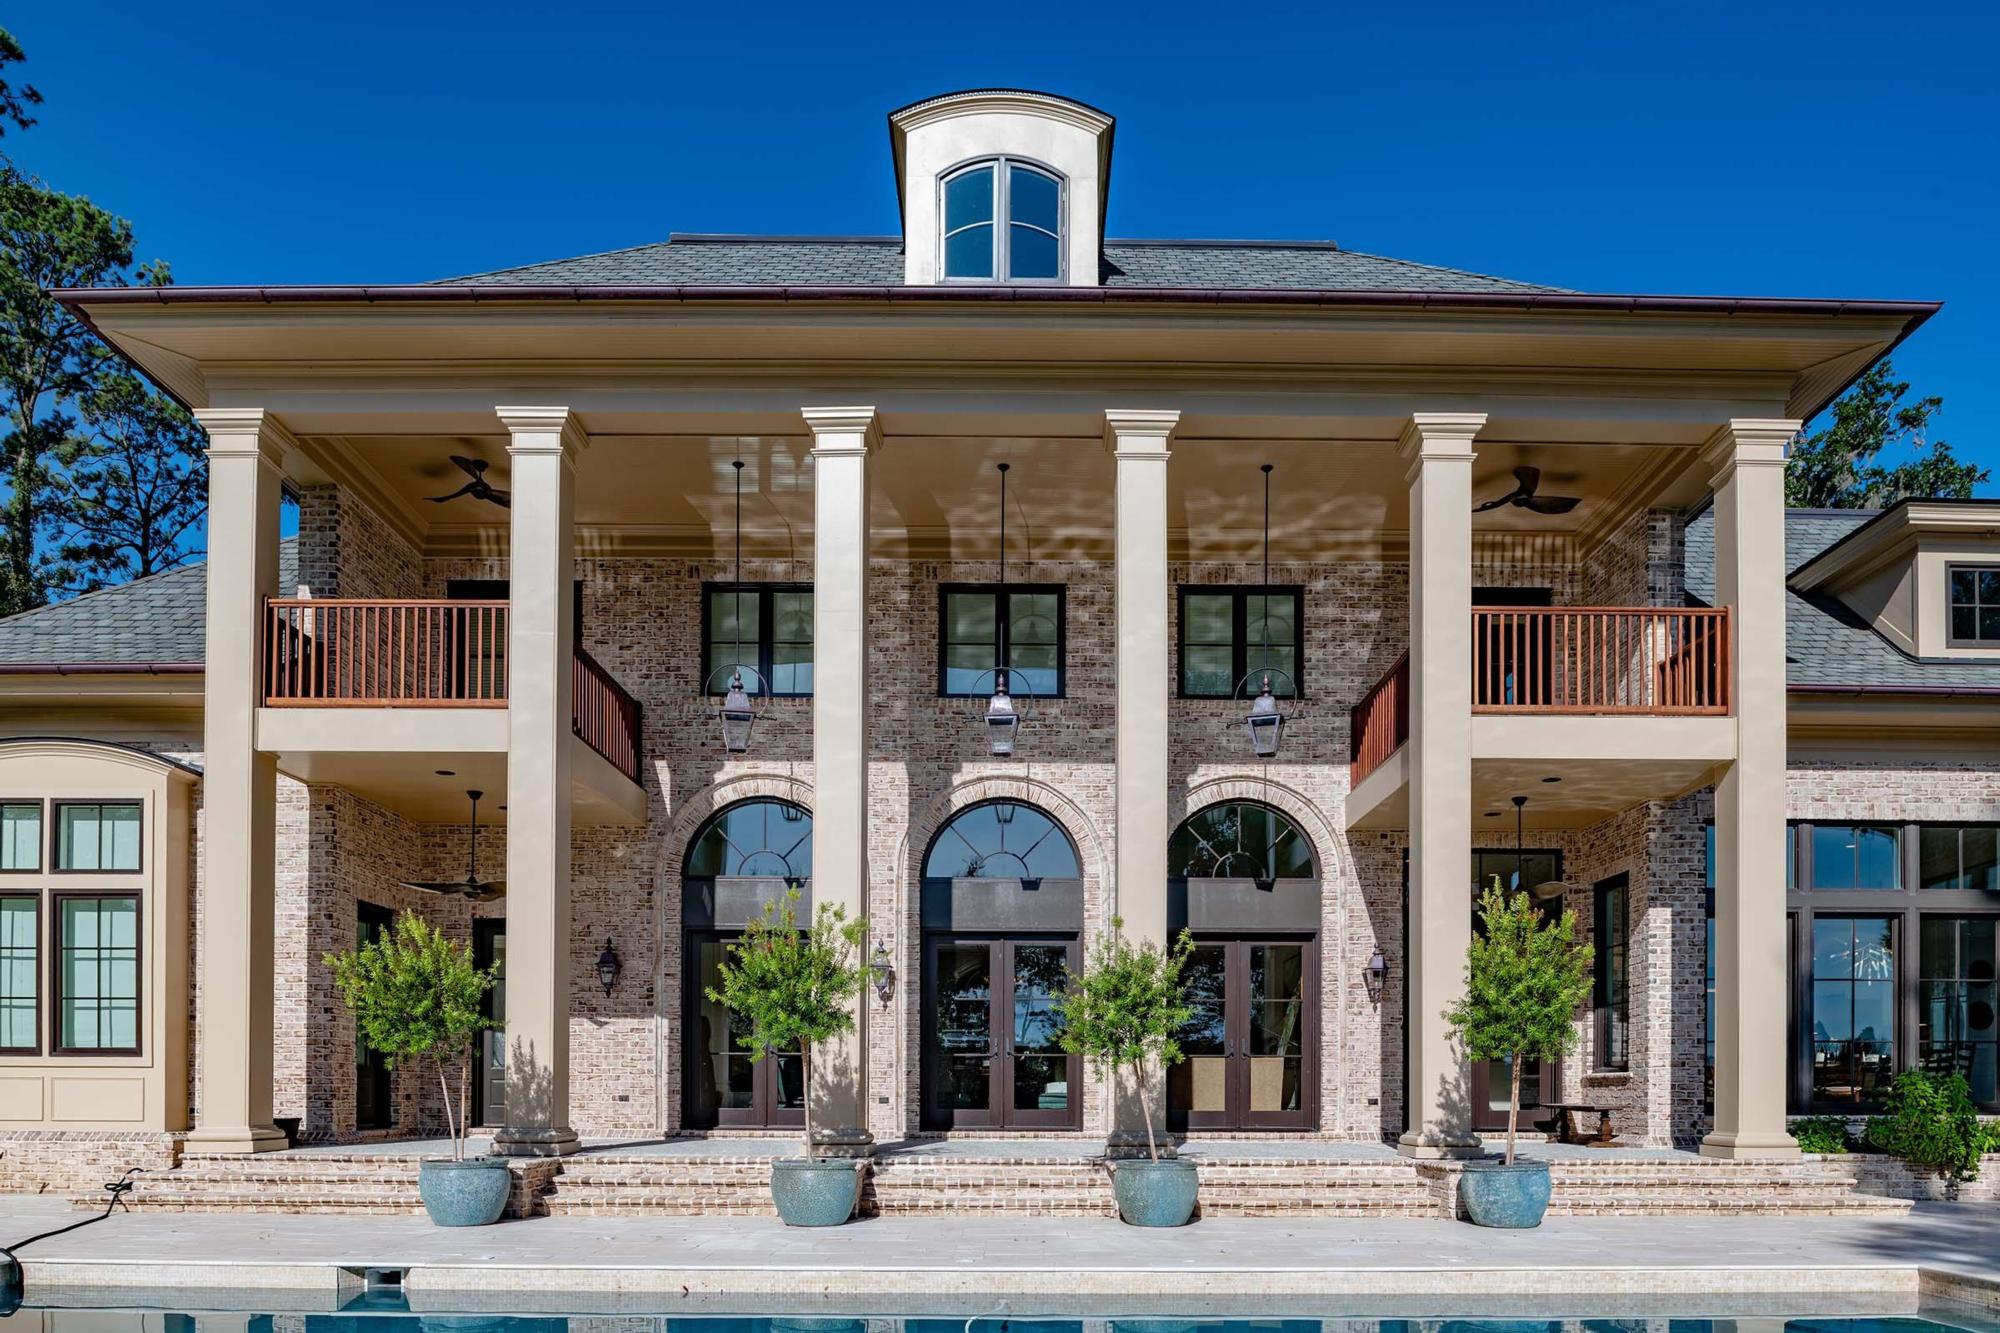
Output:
(923, 800), (1081, 880)
(684, 799), (812, 879)
(941, 158), (1063, 282)
(1169, 802), (1315, 881)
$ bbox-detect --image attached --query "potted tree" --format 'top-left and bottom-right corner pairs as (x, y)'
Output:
(326, 911), (504, 1226)
(705, 887), (869, 1226)
(1057, 916), (1199, 1226)
(1444, 879), (1594, 1228)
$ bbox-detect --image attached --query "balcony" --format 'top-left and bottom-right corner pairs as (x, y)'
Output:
(260, 598), (645, 799)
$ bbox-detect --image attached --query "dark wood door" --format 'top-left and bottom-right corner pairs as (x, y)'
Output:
(472, 918), (505, 1128)
(355, 902), (395, 1130)
(685, 929), (805, 1130)
(1168, 937), (1318, 1131)
(922, 934), (1081, 1130)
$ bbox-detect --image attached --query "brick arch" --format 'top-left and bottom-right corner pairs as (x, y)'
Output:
(895, 774), (1111, 893)
(1173, 774), (1345, 883)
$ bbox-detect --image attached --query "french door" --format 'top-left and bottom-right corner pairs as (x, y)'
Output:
(922, 934), (1080, 1130)
(472, 919), (505, 1128)
(686, 930), (806, 1129)
(1167, 937), (1317, 1131)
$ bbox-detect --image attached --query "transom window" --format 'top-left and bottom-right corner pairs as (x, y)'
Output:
(941, 158), (1063, 282)
(1948, 565), (2000, 645)
(684, 800), (813, 880)
(1168, 803), (1315, 881)
(1, 802), (40, 872)
(1178, 587), (1303, 698)
(923, 801), (1081, 880)
(703, 584), (813, 697)
(940, 584), (1064, 698)
(54, 802), (142, 873)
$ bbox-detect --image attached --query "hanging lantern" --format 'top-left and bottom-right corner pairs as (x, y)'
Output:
(595, 939), (623, 997)
(720, 669), (756, 753)
(984, 674), (1021, 757)
(1246, 674), (1285, 757)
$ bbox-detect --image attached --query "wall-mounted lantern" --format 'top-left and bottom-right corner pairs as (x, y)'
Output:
(1363, 950), (1388, 1004)
(595, 939), (623, 997)
(870, 941), (896, 1004)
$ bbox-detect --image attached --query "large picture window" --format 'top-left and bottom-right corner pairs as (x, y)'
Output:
(1177, 587), (1303, 699)
(55, 893), (139, 1055)
(54, 802), (142, 873)
(939, 584), (1064, 698)
(1810, 916), (1897, 1105)
(1919, 917), (1998, 1104)
(703, 584), (813, 697)
(0, 895), (35, 1053)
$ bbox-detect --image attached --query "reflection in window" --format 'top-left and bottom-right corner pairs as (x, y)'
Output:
(941, 159), (1063, 282)
(1811, 916), (1896, 1104)
(0, 803), (39, 871)
(1809, 824), (1899, 890)
(1470, 848), (1561, 898)
(58, 894), (139, 1053)
(1595, 878), (1629, 1070)
(0, 896), (34, 1051)
(1919, 917), (1998, 1105)
(923, 802), (1081, 880)
(1169, 803), (1315, 880)
(1179, 588), (1301, 698)
(704, 585), (813, 697)
(1919, 825), (2000, 891)
(55, 803), (141, 872)
(941, 586), (1063, 697)
(683, 800), (812, 880)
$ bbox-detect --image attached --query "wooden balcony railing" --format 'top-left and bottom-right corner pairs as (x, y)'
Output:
(1350, 652), (1409, 785)
(1471, 606), (1731, 715)
(262, 598), (645, 783)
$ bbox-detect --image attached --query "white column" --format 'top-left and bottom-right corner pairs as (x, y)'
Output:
(495, 405), (585, 1156)
(187, 408), (288, 1154)
(804, 405), (880, 1155)
(1398, 411), (1486, 1160)
(1104, 408), (1179, 1155)
(1700, 418), (1801, 1160)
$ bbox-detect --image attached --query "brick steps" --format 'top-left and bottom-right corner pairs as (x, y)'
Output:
(543, 1157), (780, 1217)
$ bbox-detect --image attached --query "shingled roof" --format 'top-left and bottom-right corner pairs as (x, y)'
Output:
(0, 539), (297, 667)
(432, 235), (1567, 294)
(1686, 509), (2000, 693)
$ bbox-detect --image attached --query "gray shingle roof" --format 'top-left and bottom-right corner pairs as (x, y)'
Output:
(0, 540), (297, 666)
(433, 235), (1566, 294)
(1686, 509), (2000, 691)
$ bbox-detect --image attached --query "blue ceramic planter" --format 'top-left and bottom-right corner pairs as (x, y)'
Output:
(1112, 1158), (1199, 1227)
(1458, 1159), (1551, 1228)
(418, 1157), (512, 1227)
(770, 1158), (862, 1226)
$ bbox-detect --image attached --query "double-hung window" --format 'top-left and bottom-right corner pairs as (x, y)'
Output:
(703, 584), (814, 697)
(1177, 586), (1303, 699)
(939, 585), (1064, 697)
(940, 158), (1063, 282)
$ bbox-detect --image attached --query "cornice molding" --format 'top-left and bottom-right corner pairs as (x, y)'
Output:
(890, 89), (1114, 138)
(1700, 418), (1797, 488)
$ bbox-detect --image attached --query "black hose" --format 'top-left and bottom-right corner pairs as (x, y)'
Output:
(1, 1167), (142, 1315)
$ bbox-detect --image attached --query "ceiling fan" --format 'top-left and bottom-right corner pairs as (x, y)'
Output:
(1474, 465), (1581, 516)
(426, 456), (510, 509)
(402, 790), (504, 904)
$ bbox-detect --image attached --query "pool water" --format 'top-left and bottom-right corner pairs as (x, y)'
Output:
(7, 1315), (2000, 1333)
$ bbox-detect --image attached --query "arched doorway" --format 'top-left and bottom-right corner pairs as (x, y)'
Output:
(920, 800), (1084, 1130)
(1166, 800), (1321, 1131)
(682, 798), (812, 1130)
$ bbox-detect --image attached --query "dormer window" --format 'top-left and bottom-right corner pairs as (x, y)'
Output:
(1949, 565), (2000, 645)
(941, 158), (1063, 282)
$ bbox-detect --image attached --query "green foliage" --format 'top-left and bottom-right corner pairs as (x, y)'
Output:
(58, 366), (208, 584)
(1444, 879), (1594, 1164)
(325, 912), (495, 1159)
(1786, 361), (1988, 509)
(703, 888), (866, 1157)
(1055, 917), (1196, 1162)
(1863, 1070), (1985, 1183)
(1789, 1115), (1853, 1155)
(0, 28), (41, 140)
(1975, 1119), (2000, 1156)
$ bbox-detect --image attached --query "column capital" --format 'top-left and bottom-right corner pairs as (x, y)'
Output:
(497, 406), (588, 459)
(194, 407), (295, 465)
(802, 405), (882, 455)
(1700, 418), (1798, 487)
(1103, 408), (1180, 458)
(1397, 412), (1486, 466)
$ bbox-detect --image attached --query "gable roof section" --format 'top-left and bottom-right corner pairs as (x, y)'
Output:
(1687, 509), (2000, 693)
(0, 539), (297, 668)
(431, 234), (1568, 294)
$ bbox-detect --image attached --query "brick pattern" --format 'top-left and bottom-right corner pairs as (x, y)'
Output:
(0, 1130), (182, 1196)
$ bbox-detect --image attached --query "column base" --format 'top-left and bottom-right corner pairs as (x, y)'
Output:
(1106, 1129), (1177, 1160)
(1699, 1129), (1801, 1160)
(809, 1126), (875, 1160)
(1397, 1128), (1485, 1160)
(184, 1124), (289, 1155)
(494, 1126), (582, 1157)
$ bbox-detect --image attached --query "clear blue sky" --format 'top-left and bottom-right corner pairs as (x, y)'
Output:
(12, 1), (1997, 482)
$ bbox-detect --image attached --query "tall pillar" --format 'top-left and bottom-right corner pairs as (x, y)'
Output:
(1398, 411), (1485, 1160)
(1104, 408), (1179, 1155)
(1700, 418), (1801, 1160)
(803, 405), (879, 1156)
(495, 405), (585, 1156)
(187, 408), (288, 1154)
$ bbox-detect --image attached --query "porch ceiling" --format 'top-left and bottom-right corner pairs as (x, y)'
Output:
(268, 742), (643, 825)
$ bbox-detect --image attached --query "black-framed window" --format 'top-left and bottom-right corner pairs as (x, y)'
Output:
(1810, 914), (1898, 1105)
(703, 583), (814, 697)
(0, 893), (35, 1054)
(1594, 874), (1629, 1071)
(1177, 586), (1303, 699)
(53, 802), (141, 873)
(1921, 825), (1999, 891)
(1805, 823), (1900, 890)
(939, 584), (1064, 698)
(1918, 916), (1998, 1104)
(1, 802), (40, 872)
(54, 892), (139, 1055)
(1948, 565), (2000, 645)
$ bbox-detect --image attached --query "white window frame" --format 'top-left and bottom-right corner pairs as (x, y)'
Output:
(938, 156), (1066, 285)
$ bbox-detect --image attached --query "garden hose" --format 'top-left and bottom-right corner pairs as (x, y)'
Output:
(0, 1166), (142, 1315)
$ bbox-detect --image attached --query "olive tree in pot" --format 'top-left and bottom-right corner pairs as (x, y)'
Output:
(1058, 916), (1199, 1226)
(326, 912), (503, 1226)
(705, 888), (869, 1226)
(1445, 879), (1593, 1227)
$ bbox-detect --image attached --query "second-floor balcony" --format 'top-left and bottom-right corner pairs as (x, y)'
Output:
(261, 598), (643, 785)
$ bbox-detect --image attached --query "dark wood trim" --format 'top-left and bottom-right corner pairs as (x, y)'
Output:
(684, 924), (807, 1130)
(1174, 584), (1307, 700)
(48, 800), (143, 875)
(920, 931), (1082, 1131)
(1593, 872), (1630, 1072)
(937, 582), (1068, 699)
(0, 890), (40, 1055)
(49, 889), (142, 1057)
(1166, 934), (1320, 1132)
(700, 581), (815, 699)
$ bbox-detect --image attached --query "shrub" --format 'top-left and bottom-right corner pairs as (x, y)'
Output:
(1056, 917), (1196, 1163)
(1863, 1071), (1984, 1183)
(1789, 1115), (1852, 1155)
(1976, 1119), (2000, 1156)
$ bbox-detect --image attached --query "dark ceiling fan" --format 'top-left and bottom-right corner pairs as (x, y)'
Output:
(402, 790), (504, 903)
(1474, 465), (1581, 516)
(426, 456), (510, 509)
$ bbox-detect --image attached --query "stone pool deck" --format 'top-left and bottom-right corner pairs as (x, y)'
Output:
(5, 1193), (2000, 1314)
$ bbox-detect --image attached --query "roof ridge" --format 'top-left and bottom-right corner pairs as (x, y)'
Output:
(1106, 238), (1340, 251)
(0, 536), (296, 628)
(1336, 246), (1569, 292)
(665, 233), (903, 246)
(428, 237), (682, 284)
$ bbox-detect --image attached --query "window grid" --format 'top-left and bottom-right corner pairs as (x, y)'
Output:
(939, 158), (1065, 284)
(0, 803), (40, 873)
(938, 584), (1066, 699)
(701, 584), (814, 698)
(55, 893), (140, 1056)
(1176, 586), (1304, 700)
(52, 801), (142, 873)
(0, 894), (35, 1054)
(1947, 565), (2000, 645)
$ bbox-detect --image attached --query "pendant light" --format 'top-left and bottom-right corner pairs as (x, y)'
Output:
(1243, 463), (1288, 758)
(715, 459), (759, 753)
(982, 462), (1022, 757)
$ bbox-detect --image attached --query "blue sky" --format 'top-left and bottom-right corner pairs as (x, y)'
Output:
(12, 1), (1997, 482)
